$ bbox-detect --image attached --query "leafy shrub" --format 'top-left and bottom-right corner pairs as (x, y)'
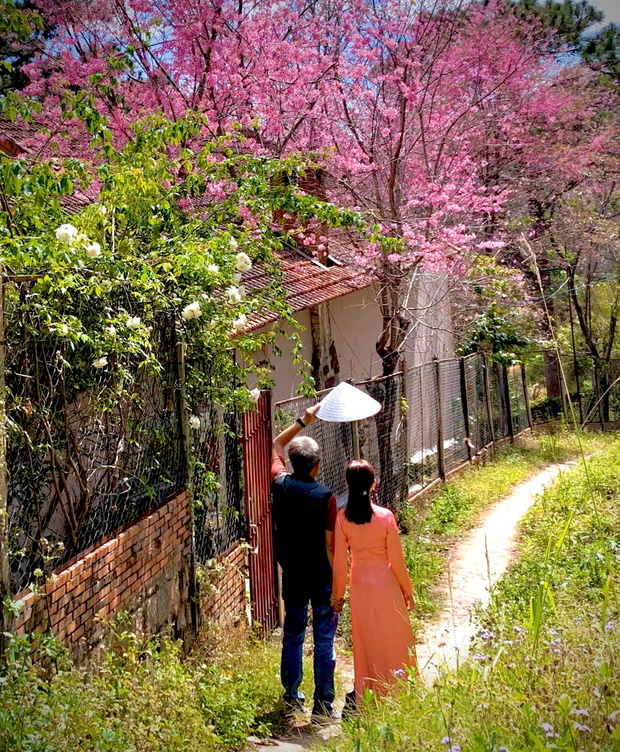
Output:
(0, 626), (285, 752)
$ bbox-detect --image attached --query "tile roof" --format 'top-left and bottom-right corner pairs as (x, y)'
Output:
(244, 244), (371, 331)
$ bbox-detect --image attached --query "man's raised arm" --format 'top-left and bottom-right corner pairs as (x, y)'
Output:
(271, 403), (321, 481)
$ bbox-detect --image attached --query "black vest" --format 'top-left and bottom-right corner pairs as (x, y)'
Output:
(272, 472), (333, 597)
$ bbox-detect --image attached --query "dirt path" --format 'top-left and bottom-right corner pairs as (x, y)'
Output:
(247, 460), (575, 750)
(415, 461), (575, 677)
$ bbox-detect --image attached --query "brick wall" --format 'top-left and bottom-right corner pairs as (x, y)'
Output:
(203, 543), (249, 628)
(13, 490), (195, 657)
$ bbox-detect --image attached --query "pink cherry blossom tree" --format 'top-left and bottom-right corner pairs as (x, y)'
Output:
(10, 0), (605, 374)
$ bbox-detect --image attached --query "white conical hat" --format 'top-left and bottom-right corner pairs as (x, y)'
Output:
(317, 381), (382, 422)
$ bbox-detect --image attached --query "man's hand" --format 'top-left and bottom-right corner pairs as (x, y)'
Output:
(272, 403), (321, 464)
(331, 595), (345, 613)
(404, 594), (415, 612)
(303, 403), (321, 425)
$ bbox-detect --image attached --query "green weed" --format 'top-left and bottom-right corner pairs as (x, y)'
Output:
(401, 430), (614, 617)
(325, 436), (620, 752)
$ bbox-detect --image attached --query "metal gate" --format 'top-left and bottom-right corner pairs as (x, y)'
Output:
(242, 391), (278, 629)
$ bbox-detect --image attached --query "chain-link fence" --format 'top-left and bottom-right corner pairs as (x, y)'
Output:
(273, 352), (531, 519)
(526, 351), (620, 426)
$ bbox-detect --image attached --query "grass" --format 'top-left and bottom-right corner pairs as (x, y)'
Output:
(0, 620), (291, 752)
(324, 435), (620, 752)
(401, 428), (615, 617)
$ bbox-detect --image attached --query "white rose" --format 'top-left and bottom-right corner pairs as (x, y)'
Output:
(100, 279), (113, 293)
(85, 242), (101, 258)
(76, 233), (89, 243)
(229, 236), (238, 252)
(207, 264), (219, 274)
(235, 252), (252, 273)
(189, 415), (201, 430)
(226, 286), (244, 304)
(182, 301), (202, 320)
(127, 316), (141, 329)
(232, 314), (247, 332)
(98, 205), (107, 215)
(55, 224), (78, 244)
(105, 324), (116, 337)
(249, 388), (261, 403)
(233, 273), (242, 283)
(93, 356), (108, 369)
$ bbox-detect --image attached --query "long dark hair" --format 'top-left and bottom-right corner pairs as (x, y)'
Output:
(345, 459), (375, 524)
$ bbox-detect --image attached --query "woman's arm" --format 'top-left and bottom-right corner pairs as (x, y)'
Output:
(331, 513), (348, 611)
(386, 511), (415, 608)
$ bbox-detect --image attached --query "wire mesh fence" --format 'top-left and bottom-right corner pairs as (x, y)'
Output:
(525, 351), (620, 426)
(192, 406), (245, 564)
(6, 300), (245, 593)
(357, 374), (408, 516)
(463, 353), (492, 451)
(6, 310), (187, 594)
(273, 352), (531, 520)
(438, 359), (469, 474)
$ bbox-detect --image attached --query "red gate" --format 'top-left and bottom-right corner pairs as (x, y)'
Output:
(242, 391), (279, 629)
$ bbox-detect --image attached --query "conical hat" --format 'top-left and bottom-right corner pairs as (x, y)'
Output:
(317, 381), (382, 422)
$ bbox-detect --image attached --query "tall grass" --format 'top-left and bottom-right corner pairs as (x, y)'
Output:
(402, 430), (615, 617)
(325, 436), (620, 752)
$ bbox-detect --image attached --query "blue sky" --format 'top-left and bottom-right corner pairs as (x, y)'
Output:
(590, 0), (620, 25)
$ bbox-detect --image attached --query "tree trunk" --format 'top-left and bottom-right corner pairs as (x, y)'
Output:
(543, 351), (562, 400)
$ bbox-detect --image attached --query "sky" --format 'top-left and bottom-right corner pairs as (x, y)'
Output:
(590, 0), (620, 25)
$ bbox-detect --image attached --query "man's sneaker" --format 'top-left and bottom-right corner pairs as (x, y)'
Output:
(285, 697), (309, 716)
(311, 704), (340, 724)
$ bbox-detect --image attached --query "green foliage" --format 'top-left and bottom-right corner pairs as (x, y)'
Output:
(0, 626), (287, 751)
(461, 303), (528, 365)
(508, 0), (603, 48)
(583, 23), (620, 82)
(0, 0), (46, 96)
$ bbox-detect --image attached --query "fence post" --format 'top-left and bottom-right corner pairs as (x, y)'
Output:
(399, 360), (410, 462)
(459, 357), (472, 461)
(0, 277), (9, 657)
(594, 360), (606, 431)
(434, 357), (446, 480)
(398, 366), (410, 505)
(174, 340), (200, 633)
(482, 352), (496, 445)
(503, 364), (515, 442)
(521, 363), (533, 430)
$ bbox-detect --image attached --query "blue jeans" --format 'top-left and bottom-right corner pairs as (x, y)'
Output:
(281, 582), (338, 710)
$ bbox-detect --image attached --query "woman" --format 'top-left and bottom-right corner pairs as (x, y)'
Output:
(331, 460), (417, 702)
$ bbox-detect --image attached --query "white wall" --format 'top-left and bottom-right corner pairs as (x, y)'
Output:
(252, 308), (314, 406)
(401, 270), (455, 369)
(327, 288), (384, 383)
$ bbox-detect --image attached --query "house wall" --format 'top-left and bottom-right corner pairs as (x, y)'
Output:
(327, 288), (384, 382)
(14, 491), (195, 658)
(254, 309), (314, 405)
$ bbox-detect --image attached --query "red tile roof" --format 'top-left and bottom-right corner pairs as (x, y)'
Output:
(244, 245), (371, 331)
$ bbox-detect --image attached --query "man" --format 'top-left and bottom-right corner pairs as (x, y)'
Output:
(271, 403), (339, 722)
